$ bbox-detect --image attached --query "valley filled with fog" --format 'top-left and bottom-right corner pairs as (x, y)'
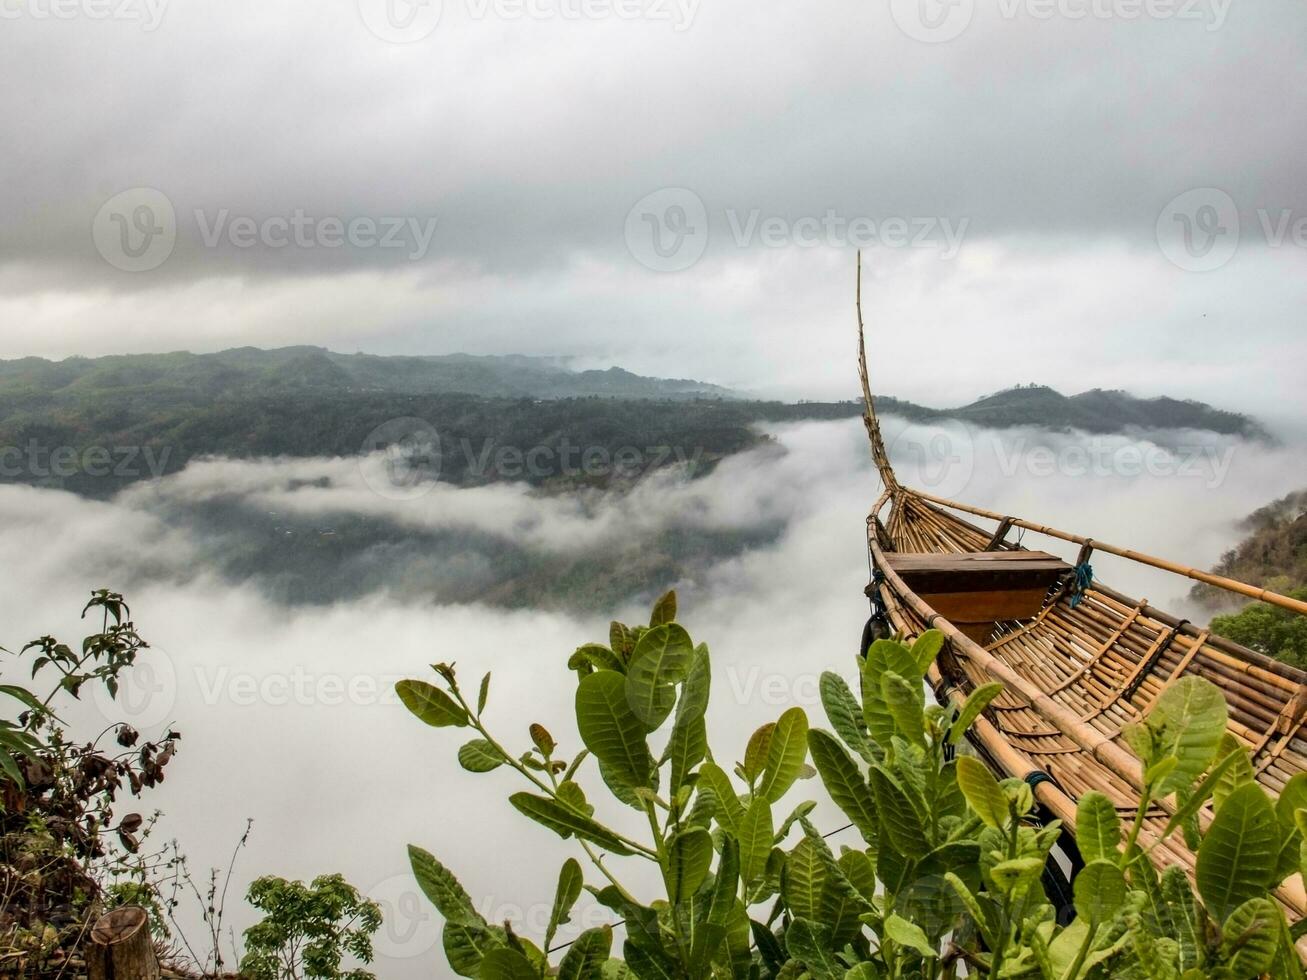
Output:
(2, 414), (1304, 977)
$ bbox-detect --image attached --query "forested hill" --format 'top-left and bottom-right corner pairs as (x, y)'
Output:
(1193, 489), (1307, 610)
(873, 385), (1268, 440)
(0, 347), (732, 402)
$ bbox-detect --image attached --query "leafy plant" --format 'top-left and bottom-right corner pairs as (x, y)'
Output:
(240, 873), (383, 980)
(398, 592), (1307, 979)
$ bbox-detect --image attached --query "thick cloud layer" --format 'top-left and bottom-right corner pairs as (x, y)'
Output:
(0, 418), (1304, 975)
(3, 1), (1306, 411)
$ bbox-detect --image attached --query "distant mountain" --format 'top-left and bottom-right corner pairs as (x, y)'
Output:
(1192, 489), (1307, 610)
(0, 346), (734, 403)
(873, 384), (1269, 441)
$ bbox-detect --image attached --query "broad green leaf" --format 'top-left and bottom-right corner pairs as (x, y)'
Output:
(576, 671), (654, 788)
(650, 590), (677, 627)
(457, 738), (505, 773)
(758, 707), (809, 803)
(676, 644), (711, 722)
(408, 846), (485, 927)
(868, 765), (929, 858)
(558, 927), (613, 980)
(1196, 782), (1278, 919)
(396, 680), (468, 727)
(572, 643), (625, 674)
(624, 624), (693, 729)
(666, 828), (713, 904)
(508, 793), (636, 855)
(884, 913), (935, 958)
(782, 837), (827, 921)
(739, 794), (774, 887)
(1073, 859), (1127, 925)
(862, 639), (919, 748)
(1160, 747), (1245, 842)
(910, 630), (945, 674)
(698, 761), (743, 835)
(556, 780), (593, 816)
(948, 682), (1003, 745)
(807, 729), (878, 844)
(988, 856), (1044, 897)
(743, 723), (775, 783)
(668, 714), (707, 792)
(624, 942), (679, 980)
(1076, 792), (1121, 865)
(785, 919), (844, 980)
(956, 755), (1009, 830)
(775, 799), (818, 842)
(819, 671), (876, 763)
(547, 858), (584, 948)
(1219, 897), (1279, 978)
(479, 947), (538, 980)
(443, 921), (505, 977)
(1142, 676), (1229, 794)
(944, 872), (994, 947)
(1212, 733), (1254, 810)
(882, 672), (924, 747)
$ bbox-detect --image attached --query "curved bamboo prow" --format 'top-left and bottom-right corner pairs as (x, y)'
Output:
(855, 252), (899, 495)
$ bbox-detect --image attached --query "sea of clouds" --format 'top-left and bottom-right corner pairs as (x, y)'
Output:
(1, 415), (1304, 976)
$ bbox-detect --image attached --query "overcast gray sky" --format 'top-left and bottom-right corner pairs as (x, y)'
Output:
(2, 0), (1305, 416)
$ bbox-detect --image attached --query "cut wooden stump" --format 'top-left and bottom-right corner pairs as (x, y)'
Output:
(86, 906), (160, 980)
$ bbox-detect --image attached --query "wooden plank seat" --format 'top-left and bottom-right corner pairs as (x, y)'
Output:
(873, 551), (1072, 645)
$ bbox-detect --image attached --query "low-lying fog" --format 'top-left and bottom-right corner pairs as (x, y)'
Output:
(3, 416), (1304, 977)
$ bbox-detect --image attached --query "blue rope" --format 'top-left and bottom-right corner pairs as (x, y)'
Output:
(1069, 562), (1094, 608)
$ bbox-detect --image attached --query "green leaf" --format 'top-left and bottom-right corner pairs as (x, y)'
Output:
(1073, 859), (1127, 925)
(396, 680), (468, 727)
(862, 639), (919, 749)
(944, 872), (994, 947)
(948, 682), (1003, 745)
(1212, 734), (1254, 810)
(558, 927), (613, 980)
(479, 947), (538, 980)
(1141, 676), (1229, 794)
(575, 671), (654, 788)
(477, 673), (491, 713)
(572, 643), (625, 674)
(781, 837), (827, 921)
(1160, 747), (1245, 842)
(807, 729), (878, 844)
(955, 755), (1009, 830)
(698, 762), (743, 835)
(785, 919), (844, 980)
(1076, 792), (1121, 865)
(408, 845), (485, 927)
(739, 794), (774, 888)
(882, 672), (925, 747)
(884, 913), (935, 958)
(0, 684), (44, 715)
(819, 671), (876, 763)
(650, 590), (677, 627)
(775, 799), (818, 842)
(910, 630), (945, 674)
(666, 828), (713, 904)
(443, 921), (506, 977)
(868, 765), (928, 858)
(1196, 782), (1278, 920)
(457, 738), (505, 773)
(1219, 897), (1279, 978)
(547, 858), (584, 949)
(677, 644), (712, 722)
(624, 624), (693, 729)
(508, 793), (636, 856)
(758, 707), (809, 803)
(668, 714), (707, 792)
(743, 723), (775, 783)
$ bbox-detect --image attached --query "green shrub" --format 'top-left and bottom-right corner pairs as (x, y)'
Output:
(241, 873), (383, 980)
(398, 592), (1306, 979)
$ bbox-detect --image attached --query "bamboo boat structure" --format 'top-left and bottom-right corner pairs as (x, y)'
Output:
(853, 257), (1307, 925)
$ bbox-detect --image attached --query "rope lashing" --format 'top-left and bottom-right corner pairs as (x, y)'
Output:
(1069, 541), (1095, 608)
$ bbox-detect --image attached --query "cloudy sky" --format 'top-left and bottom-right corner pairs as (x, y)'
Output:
(3, 0), (1306, 414)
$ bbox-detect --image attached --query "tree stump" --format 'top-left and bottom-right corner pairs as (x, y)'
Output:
(86, 906), (160, 980)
